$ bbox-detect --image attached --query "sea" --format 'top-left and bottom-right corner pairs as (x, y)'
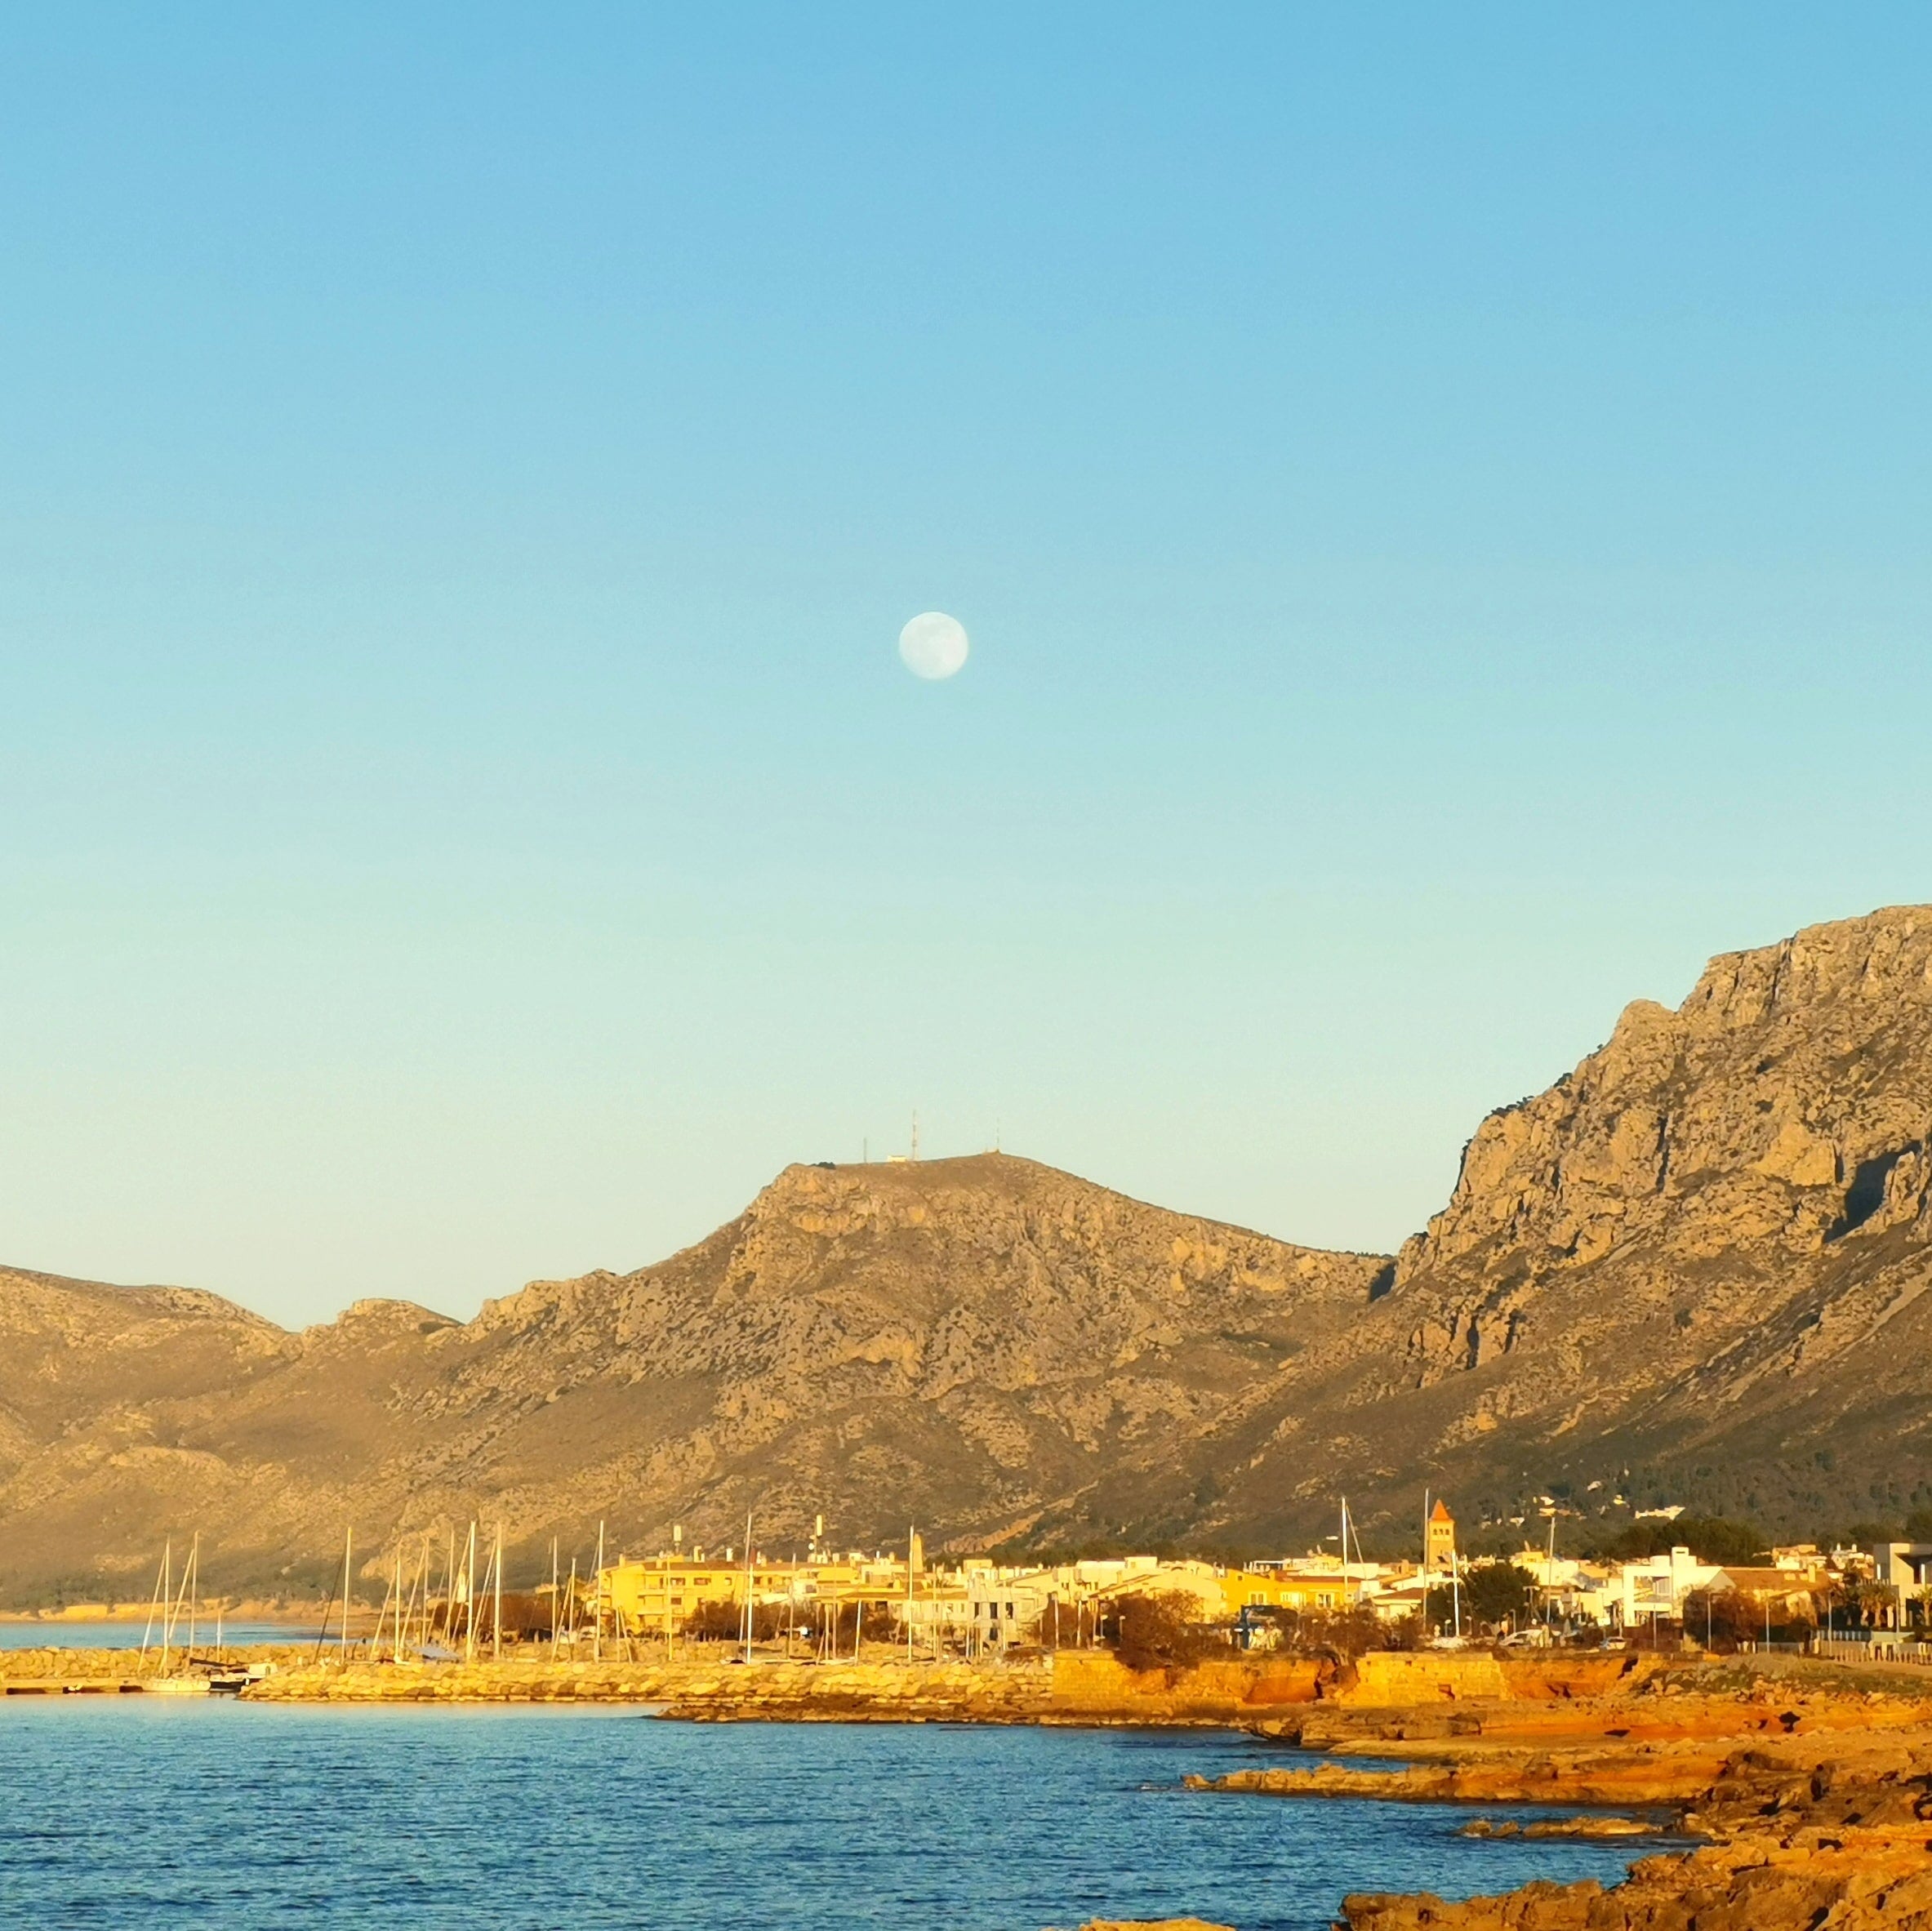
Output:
(0, 1703), (1650, 1929)
(0, 1620), (321, 1651)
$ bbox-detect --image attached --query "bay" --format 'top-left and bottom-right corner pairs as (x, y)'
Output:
(0, 1704), (1648, 1929)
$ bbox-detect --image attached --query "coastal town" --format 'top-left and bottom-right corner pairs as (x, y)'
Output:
(42, 1497), (1905, 1674)
(24, 1489), (1932, 1931)
(575, 1501), (1932, 1660)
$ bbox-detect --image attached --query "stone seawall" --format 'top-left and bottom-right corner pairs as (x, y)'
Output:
(237, 1648), (1330, 1721)
(2, 1641), (1649, 1723)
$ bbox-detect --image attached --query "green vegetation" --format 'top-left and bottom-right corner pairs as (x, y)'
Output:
(1591, 1515), (1767, 1565)
(1105, 1591), (1233, 1671)
(1427, 1559), (1535, 1633)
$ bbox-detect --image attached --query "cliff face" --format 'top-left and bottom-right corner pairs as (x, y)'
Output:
(1203, 907), (1932, 1546)
(1400, 910), (1932, 1292)
(4, 907), (1931, 1600)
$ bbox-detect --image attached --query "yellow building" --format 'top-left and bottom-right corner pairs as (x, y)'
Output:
(598, 1551), (919, 1635)
(602, 1555), (747, 1633)
(1222, 1568), (1355, 1615)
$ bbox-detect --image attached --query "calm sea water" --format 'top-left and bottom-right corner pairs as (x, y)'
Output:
(0, 1705), (1647, 1929)
(0, 1621), (320, 1652)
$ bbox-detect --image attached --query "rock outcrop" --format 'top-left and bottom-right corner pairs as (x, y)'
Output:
(1334, 1730), (1932, 1930)
(1188, 1661), (1932, 1930)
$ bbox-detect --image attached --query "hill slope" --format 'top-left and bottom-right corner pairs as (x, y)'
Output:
(0, 1158), (1381, 1598)
(3, 905), (1930, 1601)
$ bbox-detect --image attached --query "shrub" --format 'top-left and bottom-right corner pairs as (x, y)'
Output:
(682, 1599), (788, 1643)
(1253, 1603), (1394, 1661)
(1106, 1591), (1230, 1673)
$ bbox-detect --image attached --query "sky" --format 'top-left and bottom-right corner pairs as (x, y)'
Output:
(2, 6), (1928, 1327)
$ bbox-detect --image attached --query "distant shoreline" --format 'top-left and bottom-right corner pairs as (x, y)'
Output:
(0, 1601), (335, 1626)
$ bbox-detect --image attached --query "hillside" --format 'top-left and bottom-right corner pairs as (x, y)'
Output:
(0, 1157), (1381, 1599)
(3, 905), (1930, 1603)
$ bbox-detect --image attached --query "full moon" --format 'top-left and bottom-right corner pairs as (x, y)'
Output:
(898, 611), (969, 680)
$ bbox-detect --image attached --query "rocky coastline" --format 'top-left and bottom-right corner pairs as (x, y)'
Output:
(1190, 1657), (1932, 1929)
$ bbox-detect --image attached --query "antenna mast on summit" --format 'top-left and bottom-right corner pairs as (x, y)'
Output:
(910, 1111), (919, 1162)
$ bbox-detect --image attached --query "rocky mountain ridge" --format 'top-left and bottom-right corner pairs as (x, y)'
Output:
(3, 905), (1930, 1600)
(0, 1157), (1382, 1597)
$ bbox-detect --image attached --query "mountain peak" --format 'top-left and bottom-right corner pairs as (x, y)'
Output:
(1687, 903), (1932, 1028)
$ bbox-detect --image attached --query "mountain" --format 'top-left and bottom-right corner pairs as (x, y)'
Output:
(1286, 902), (1932, 1539)
(3, 905), (1930, 1603)
(0, 1158), (1381, 1600)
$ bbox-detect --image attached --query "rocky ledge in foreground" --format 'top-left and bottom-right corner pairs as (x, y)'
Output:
(1342, 1831), (1932, 1930)
(1192, 1662), (1932, 1929)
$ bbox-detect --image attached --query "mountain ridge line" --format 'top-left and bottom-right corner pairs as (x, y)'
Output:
(2, 901), (1928, 1599)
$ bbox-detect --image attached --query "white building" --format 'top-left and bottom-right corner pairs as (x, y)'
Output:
(1612, 1547), (1724, 1626)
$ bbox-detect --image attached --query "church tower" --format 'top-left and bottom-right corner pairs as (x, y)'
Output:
(1427, 1498), (1457, 1571)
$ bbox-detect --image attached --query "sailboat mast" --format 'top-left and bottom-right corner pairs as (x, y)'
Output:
(142, 1540), (168, 1660)
(160, 1540), (174, 1668)
(1421, 1488), (1431, 1631)
(1547, 1509), (1557, 1633)
(464, 1522), (478, 1662)
(340, 1526), (354, 1661)
(742, 1512), (755, 1666)
(593, 1521), (605, 1663)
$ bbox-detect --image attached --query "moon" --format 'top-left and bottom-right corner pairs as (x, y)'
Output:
(898, 611), (969, 680)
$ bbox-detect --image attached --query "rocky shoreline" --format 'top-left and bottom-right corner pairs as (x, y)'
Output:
(1191, 1660), (1932, 1929)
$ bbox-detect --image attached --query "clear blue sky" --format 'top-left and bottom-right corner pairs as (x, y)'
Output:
(2, 7), (1927, 1325)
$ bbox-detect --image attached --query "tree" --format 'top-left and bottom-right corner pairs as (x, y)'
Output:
(1599, 1517), (1766, 1566)
(1841, 1519), (1904, 1550)
(1680, 1587), (1754, 1648)
(1832, 1574), (1899, 1630)
(683, 1599), (787, 1643)
(1252, 1603), (1391, 1661)
(1427, 1561), (1535, 1634)
(1106, 1591), (1229, 1673)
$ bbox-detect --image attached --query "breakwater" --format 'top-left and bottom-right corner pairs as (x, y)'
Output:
(1, 1642), (1651, 1720)
(237, 1649), (1331, 1722)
